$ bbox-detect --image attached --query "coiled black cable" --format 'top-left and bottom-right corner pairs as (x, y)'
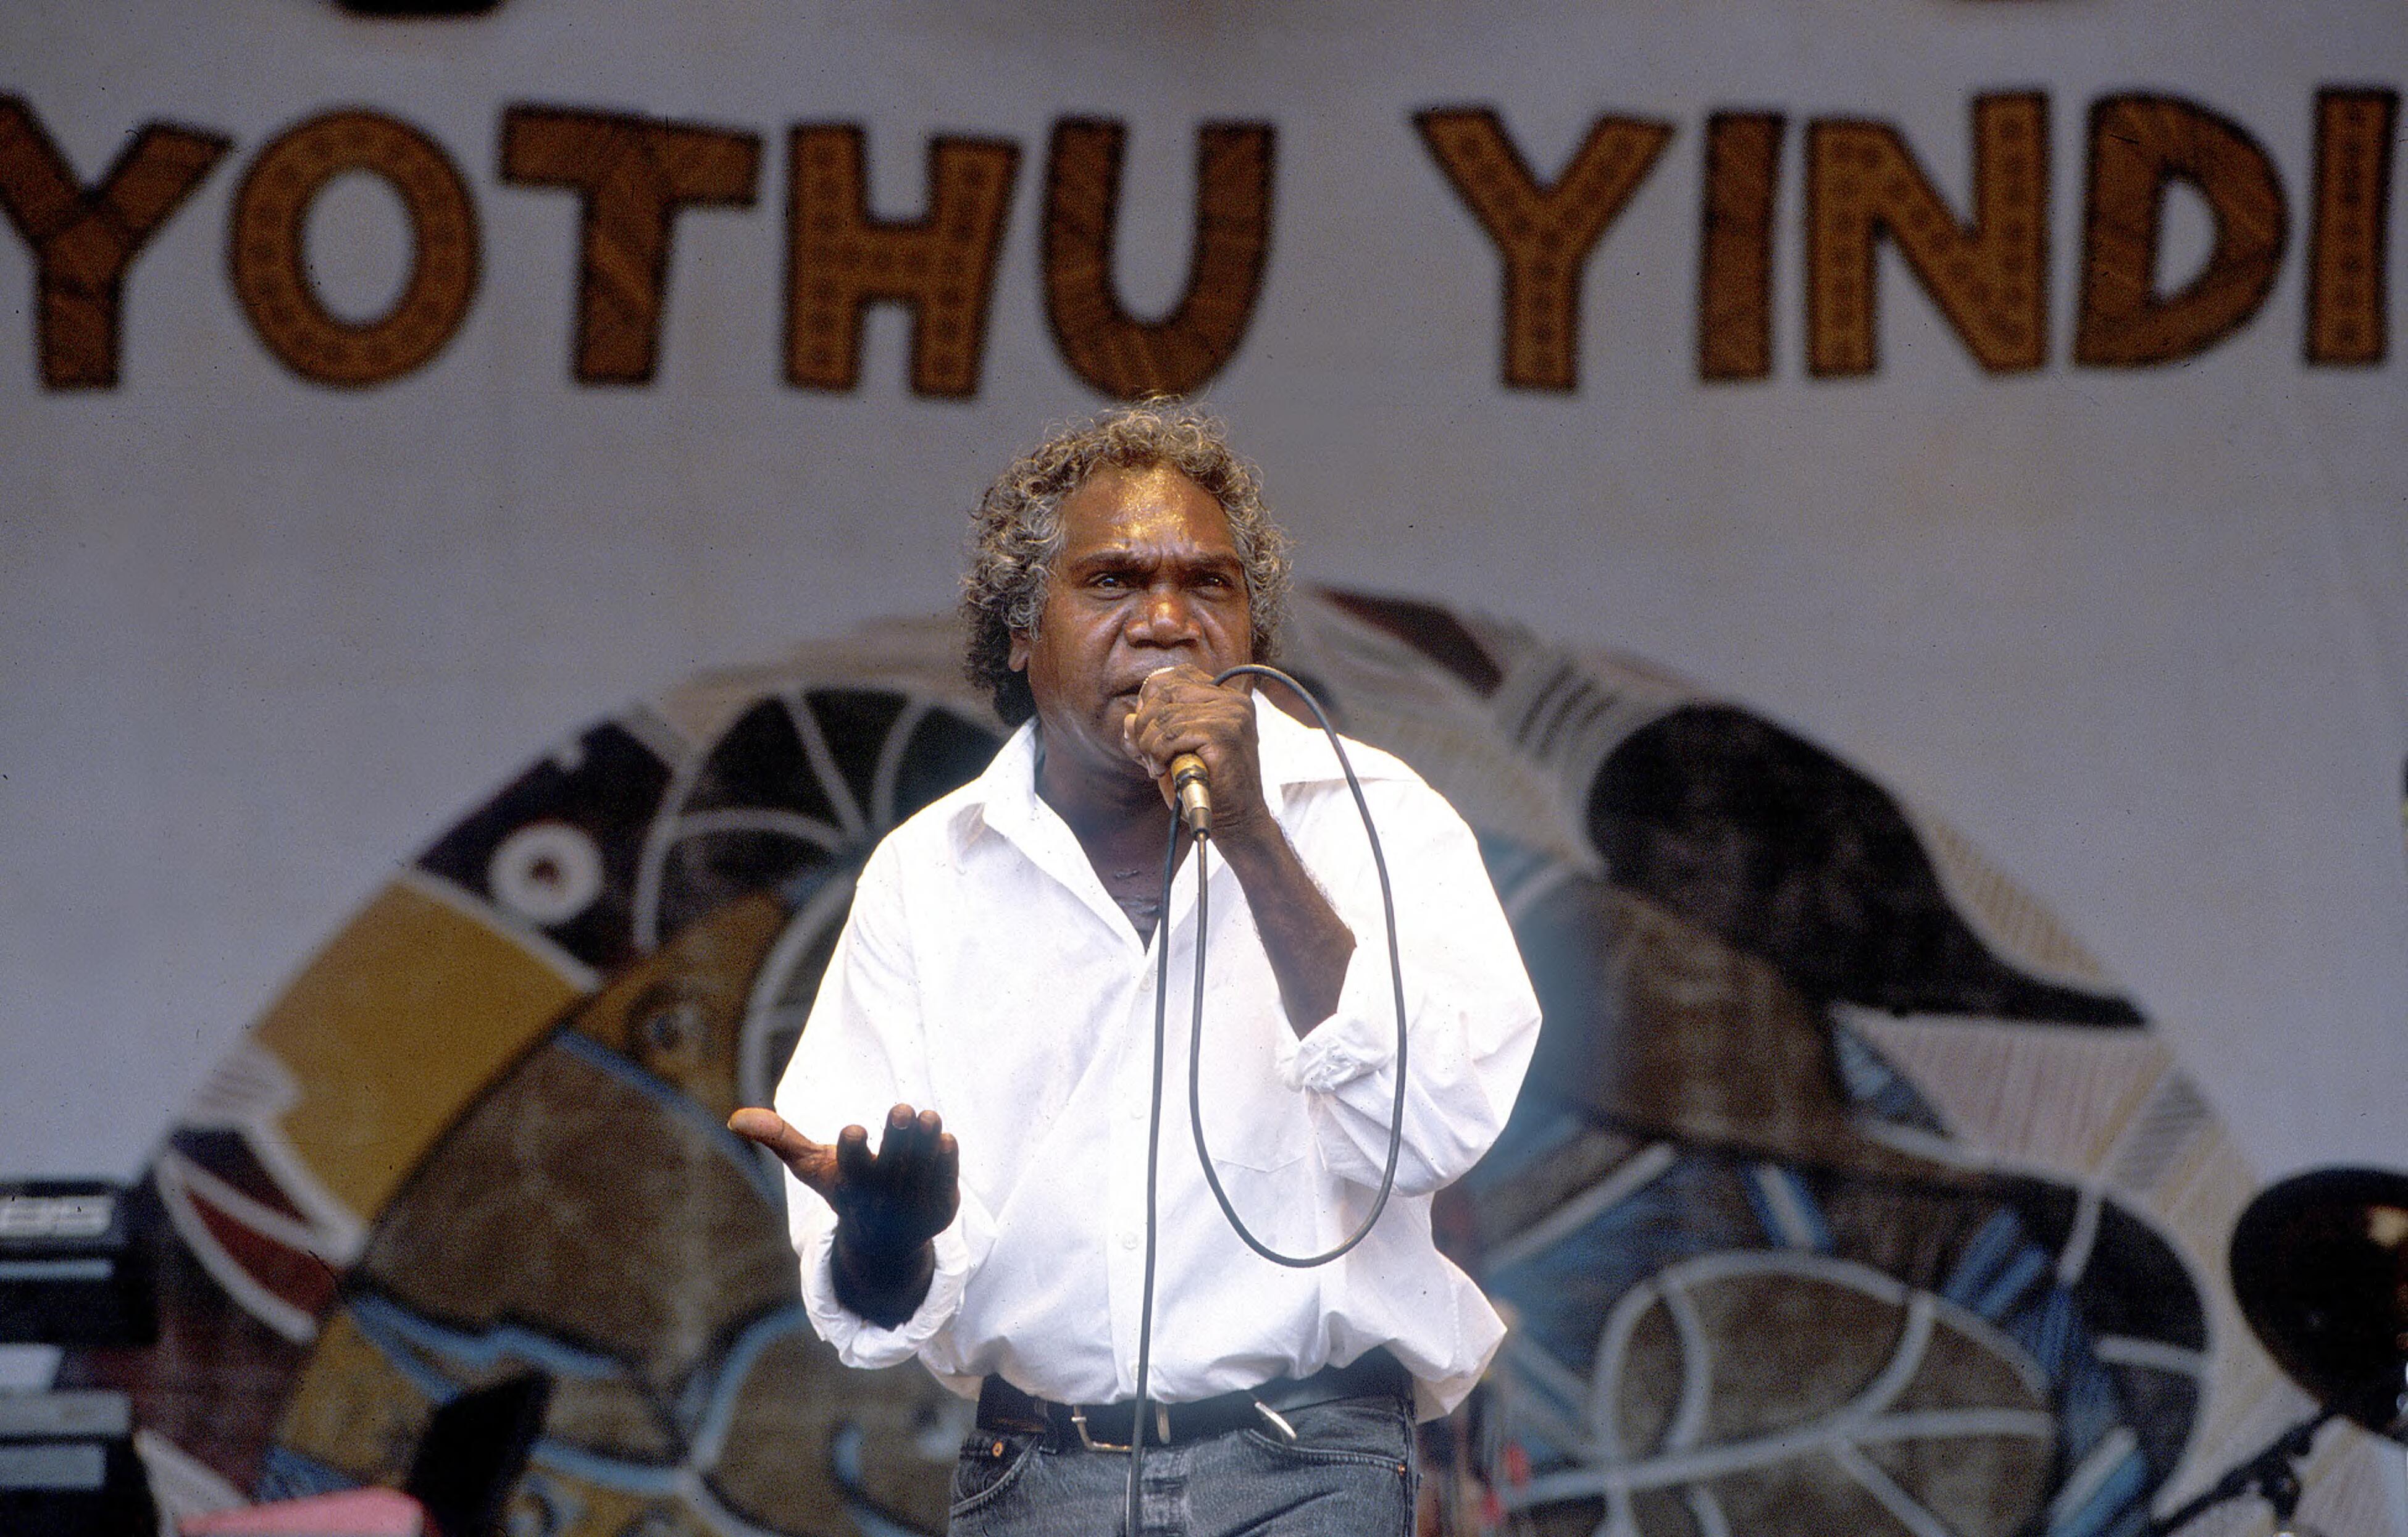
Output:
(1126, 663), (1409, 1535)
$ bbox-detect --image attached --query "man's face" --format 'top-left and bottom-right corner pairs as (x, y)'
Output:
(1009, 463), (1252, 787)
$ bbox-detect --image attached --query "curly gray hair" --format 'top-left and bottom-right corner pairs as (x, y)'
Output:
(963, 403), (1293, 726)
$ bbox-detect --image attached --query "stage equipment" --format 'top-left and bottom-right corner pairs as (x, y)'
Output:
(0, 1390), (153, 1536)
(0, 1184), (157, 1533)
(1126, 664), (1410, 1537)
(2148, 1166), (2408, 1537)
(0, 1180), (154, 1347)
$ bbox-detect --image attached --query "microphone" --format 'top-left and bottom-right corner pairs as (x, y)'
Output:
(1168, 753), (1211, 837)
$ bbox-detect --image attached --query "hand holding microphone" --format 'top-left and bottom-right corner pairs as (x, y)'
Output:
(1123, 664), (1262, 844)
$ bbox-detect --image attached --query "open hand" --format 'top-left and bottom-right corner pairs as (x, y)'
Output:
(729, 1103), (959, 1325)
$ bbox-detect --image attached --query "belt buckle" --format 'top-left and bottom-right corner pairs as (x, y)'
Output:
(1068, 1406), (1129, 1453)
(1070, 1404), (1171, 1451)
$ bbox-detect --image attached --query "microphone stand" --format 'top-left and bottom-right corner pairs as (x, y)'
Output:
(2145, 1409), (2335, 1537)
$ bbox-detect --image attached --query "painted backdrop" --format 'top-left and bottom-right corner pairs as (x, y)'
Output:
(5, 0), (2407, 1531)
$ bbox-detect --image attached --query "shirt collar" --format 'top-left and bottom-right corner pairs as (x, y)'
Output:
(947, 690), (1400, 860)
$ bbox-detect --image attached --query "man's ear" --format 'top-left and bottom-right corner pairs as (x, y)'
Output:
(1008, 632), (1029, 671)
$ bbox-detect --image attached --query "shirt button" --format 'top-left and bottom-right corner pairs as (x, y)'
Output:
(1121, 1231), (1139, 1250)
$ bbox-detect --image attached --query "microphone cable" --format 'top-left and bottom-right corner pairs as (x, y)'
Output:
(1126, 663), (1409, 1535)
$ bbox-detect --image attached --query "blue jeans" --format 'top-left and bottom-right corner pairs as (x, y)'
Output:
(946, 1394), (1418, 1536)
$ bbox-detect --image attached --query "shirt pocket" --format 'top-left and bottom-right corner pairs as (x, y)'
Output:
(1192, 1084), (1317, 1254)
(1197, 1071), (1311, 1173)
(1189, 957), (1315, 1177)
(1210, 1125), (1308, 1174)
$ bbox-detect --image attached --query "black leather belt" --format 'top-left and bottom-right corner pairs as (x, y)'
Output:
(975, 1347), (1409, 1451)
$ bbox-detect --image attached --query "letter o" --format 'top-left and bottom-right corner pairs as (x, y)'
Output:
(229, 111), (479, 386)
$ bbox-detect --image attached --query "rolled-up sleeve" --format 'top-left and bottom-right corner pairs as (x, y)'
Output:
(771, 842), (993, 1365)
(1273, 775), (1541, 1195)
(793, 1189), (992, 1368)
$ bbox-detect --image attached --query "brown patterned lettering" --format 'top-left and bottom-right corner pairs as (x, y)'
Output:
(1805, 94), (2049, 377)
(1699, 112), (1785, 382)
(785, 125), (1018, 397)
(0, 97), (228, 388)
(2304, 88), (2396, 367)
(1042, 119), (1274, 401)
(228, 110), (478, 387)
(2074, 96), (2288, 367)
(1416, 108), (1673, 392)
(500, 106), (759, 385)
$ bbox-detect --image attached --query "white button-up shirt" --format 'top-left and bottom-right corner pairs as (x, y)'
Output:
(773, 695), (1541, 1418)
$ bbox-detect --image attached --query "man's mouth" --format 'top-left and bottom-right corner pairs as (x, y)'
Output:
(1113, 664), (1184, 700)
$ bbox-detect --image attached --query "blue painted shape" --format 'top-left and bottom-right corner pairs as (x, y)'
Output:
(1941, 1208), (2028, 1310)
(1973, 1245), (2051, 1320)
(2047, 1443), (2148, 1537)
(254, 1445), (357, 1504)
(1740, 1163), (1834, 1252)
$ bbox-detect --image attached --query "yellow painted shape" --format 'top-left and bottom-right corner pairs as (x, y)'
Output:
(252, 880), (583, 1220)
(508, 1473), (664, 1537)
(275, 1307), (432, 1487)
(567, 890), (788, 1121)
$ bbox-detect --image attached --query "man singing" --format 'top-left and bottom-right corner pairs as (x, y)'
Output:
(730, 404), (1540, 1535)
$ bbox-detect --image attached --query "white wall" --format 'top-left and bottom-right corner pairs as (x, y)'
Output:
(3, 0), (2403, 1189)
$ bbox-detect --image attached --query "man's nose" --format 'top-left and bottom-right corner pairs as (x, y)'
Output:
(1128, 585), (1203, 647)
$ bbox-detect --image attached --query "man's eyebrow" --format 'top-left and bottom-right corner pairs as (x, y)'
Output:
(1064, 546), (1241, 572)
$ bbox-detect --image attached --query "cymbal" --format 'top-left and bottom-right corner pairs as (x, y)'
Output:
(2230, 1166), (2408, 1439)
